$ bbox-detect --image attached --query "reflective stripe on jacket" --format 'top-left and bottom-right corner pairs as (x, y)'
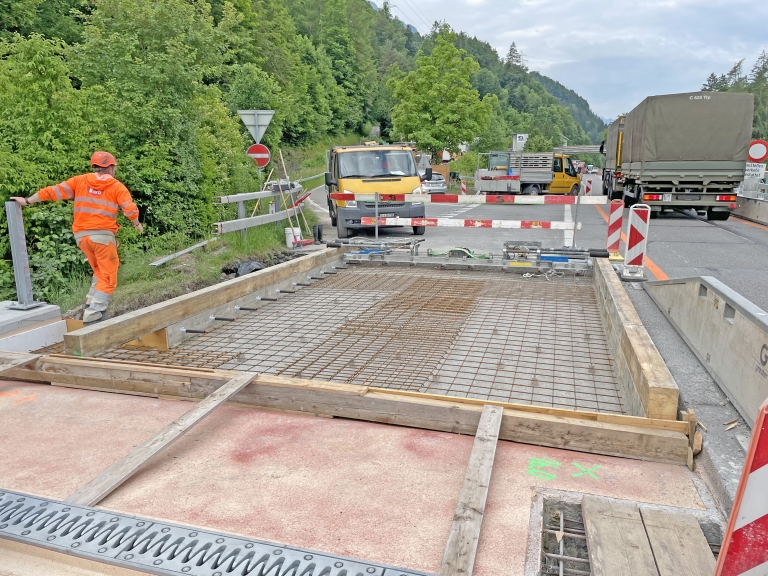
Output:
(36, 173), (139, 234)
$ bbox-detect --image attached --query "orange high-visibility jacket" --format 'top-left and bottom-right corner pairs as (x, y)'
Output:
(35, 173), (139, 234)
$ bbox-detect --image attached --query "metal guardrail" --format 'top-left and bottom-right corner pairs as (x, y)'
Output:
(214, 205), (303, 234)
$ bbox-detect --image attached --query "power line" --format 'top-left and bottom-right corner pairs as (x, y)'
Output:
(389, 2), (431, 35)
(400, 0), (433, 31)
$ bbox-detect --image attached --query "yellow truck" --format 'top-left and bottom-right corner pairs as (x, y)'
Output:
(474, 151), (582, 195)
(325, 144), (429, 238)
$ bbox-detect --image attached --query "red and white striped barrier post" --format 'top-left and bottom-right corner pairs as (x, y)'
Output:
(585, 178), (593, 195)
(606, 199), (624, 262)
(461, 181), (467, 195)
(620, 203), (650, 281)
(715, 398), (768, 576)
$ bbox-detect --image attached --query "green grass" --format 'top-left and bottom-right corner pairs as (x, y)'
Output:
(49, 212), (319, 317)
(280, 133), (361, 185)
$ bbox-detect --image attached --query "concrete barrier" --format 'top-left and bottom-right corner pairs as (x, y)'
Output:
(594, 259), (679, 419)
(645, 277), (768, 427)
(733, 196), (768, 227)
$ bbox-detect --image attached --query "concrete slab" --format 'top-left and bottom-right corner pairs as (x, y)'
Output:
(0, 380), (707, 576)
(0, 302), (61, 336)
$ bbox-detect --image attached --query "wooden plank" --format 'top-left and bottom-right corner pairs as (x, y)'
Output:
(62, 247), (345, 357)
(440, 405), (503, 576)
(640, 508), (715, 576)
(582, 495), (659, 576)
(0, 352), (39, 376)
(4, 355), (691, 465)
(64, 372), (257, 506)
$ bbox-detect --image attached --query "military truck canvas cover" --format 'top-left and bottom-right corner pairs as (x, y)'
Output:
(622, 92), (754, 163)
(604, 119), (621, 169)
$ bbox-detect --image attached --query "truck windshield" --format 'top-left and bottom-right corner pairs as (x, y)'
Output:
(338, 150), (417, 178)
(488, 153), (509, 171)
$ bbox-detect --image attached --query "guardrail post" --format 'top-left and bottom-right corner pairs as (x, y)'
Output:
(237, 200), (246, 239)
(375, 192), (379, 240)
(4, 201), (43, 309)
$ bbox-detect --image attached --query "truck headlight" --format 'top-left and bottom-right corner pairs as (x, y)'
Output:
(342, 190), (357, 208)
(411, 186), (424, 204)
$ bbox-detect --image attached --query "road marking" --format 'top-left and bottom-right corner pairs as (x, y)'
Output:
(594, 205), (669, 281)
(564, 205), (573, 246)
(734, 216), (768, 233)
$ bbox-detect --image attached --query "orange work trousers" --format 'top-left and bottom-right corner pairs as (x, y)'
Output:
(78, 236), (120, 296)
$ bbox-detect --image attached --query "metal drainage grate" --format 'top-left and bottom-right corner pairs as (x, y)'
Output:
(0, 489), (432, 576)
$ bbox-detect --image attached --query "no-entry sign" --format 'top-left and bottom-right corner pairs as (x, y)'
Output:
(748, 140), (768, 163)
(247, 143), (271, 168)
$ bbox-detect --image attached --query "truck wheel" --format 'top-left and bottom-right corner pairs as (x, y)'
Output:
(523, 184), (540, 195)
(413, 226), (425, 235)
(707, 209), (730, 221)
(569, 185), (580, 196)
(336, 219), (350, 239)
(623, 195), (636, 208)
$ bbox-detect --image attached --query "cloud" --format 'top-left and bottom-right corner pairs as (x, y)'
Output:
(409, 0), (768, 117)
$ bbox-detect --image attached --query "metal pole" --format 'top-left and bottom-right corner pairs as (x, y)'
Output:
(571, 194), (581, 249)
(5, 201), (42, 309)
(375, 192), (379, 240)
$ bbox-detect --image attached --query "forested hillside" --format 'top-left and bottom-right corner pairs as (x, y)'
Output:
(530, 72), (606, 144)
(0, 0), (601, 299)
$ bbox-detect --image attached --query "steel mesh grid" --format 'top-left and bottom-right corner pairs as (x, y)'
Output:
(95, 267), (626, 413)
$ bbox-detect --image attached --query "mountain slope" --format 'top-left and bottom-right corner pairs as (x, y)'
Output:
(530, 72), (606, 143)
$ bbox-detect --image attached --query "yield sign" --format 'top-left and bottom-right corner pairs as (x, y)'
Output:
(237, 110), (275, 144)
(247, 143), (270, 168)
(748, 140), (768, 163)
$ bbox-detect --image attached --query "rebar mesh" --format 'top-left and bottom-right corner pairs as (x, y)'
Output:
(96, 267), (626, 413)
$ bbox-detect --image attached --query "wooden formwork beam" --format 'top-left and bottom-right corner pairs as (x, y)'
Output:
(1, 353), (691, 466)
(61, 247), (346, 358)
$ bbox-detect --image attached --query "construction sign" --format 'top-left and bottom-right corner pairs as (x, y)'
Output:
(715, 398), (768, 576)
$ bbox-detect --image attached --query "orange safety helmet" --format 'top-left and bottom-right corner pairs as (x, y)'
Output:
(90, 151), (117, 168)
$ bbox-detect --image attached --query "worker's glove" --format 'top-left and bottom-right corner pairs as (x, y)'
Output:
(132, 220), (144, 233)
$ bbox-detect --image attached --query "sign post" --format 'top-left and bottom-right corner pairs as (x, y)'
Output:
(5, 202), (43, 310)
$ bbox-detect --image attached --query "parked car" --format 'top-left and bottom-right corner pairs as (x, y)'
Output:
(420, 171), (448, 194)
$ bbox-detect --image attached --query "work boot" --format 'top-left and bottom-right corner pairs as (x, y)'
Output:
(83, 292), (110, 325)
(317, 224), (324, 243)
(312, 224), (320, 245)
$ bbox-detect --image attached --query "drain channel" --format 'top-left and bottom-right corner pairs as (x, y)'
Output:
(0, 489), (432, 576)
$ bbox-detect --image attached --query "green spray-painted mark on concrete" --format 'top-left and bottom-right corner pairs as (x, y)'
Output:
(527, 457), (561, 480)
(572, 462), (601, 479)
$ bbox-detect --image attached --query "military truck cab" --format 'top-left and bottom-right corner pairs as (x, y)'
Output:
(325, 144), (427, 238)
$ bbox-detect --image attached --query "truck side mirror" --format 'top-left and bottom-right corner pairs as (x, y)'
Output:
(325, 172), (336, 187)
(425, 167), (433, 181)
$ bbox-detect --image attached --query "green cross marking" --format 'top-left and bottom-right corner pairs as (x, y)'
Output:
(572, 462), (601, 479)
(527, 457), (561, 480)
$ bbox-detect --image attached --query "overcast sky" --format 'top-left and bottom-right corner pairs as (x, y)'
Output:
(386, 0), (768, 120)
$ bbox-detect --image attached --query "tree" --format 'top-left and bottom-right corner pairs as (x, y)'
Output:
(505, 42), (525, 69)
(389, 29), (493, 158)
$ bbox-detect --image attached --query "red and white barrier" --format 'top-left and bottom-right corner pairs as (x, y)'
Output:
(461, 181), (467, 195)
(715, 398), (768, 576)
(360, 217), (576, 230)
(585, 178), (593, 195)
(621, 204), (650, 281)
(329, 193), (607, 205)
(606, 200), (624, 261)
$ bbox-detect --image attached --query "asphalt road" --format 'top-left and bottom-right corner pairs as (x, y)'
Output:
(309, 176), (768, 311)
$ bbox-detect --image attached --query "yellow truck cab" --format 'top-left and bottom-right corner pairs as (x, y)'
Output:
(476, 151), (581, 195)
(325, 144), (428, 238)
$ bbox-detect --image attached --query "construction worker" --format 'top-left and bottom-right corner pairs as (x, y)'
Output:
(10, 152), (143, 324)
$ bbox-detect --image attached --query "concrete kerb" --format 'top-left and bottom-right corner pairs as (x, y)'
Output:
(594, 258), (679, 420)
(644, 276), (768, 428)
